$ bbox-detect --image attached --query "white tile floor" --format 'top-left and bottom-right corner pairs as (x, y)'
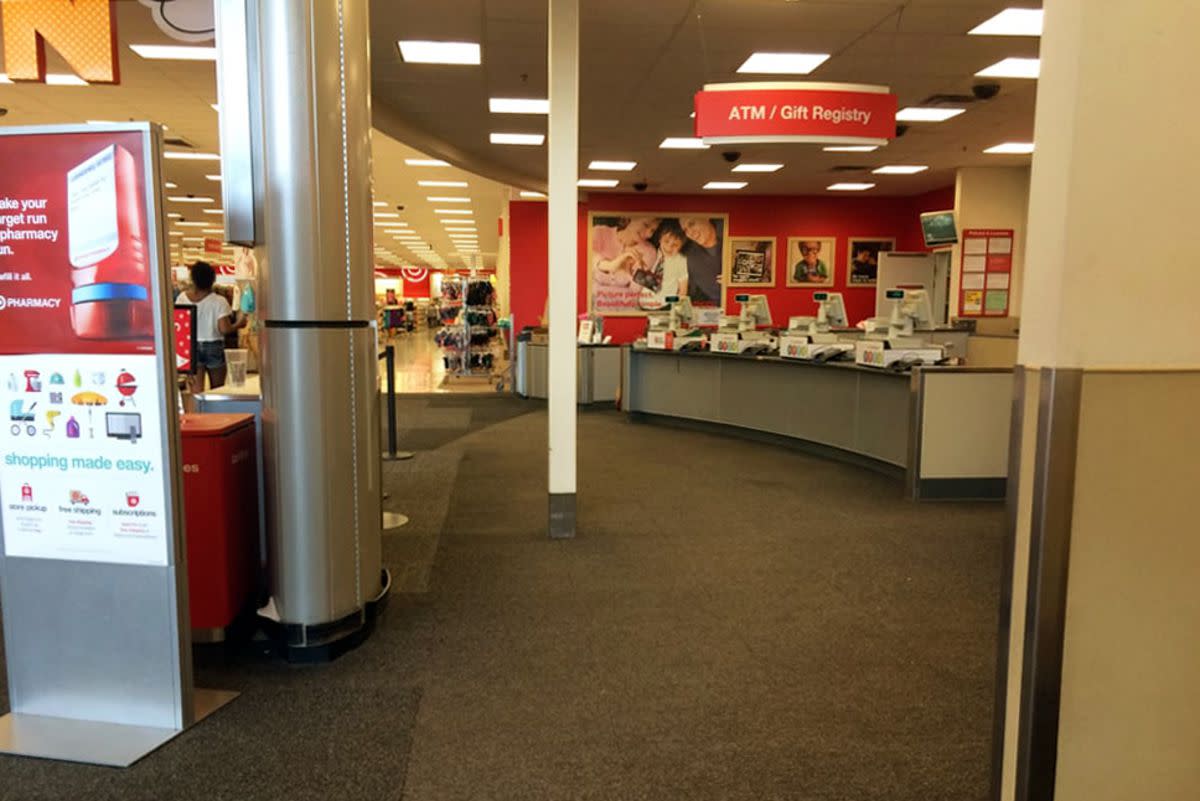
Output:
(379, 330), (508, 395)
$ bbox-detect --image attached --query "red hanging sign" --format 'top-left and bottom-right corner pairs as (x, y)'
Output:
(694, 82), (896, 145)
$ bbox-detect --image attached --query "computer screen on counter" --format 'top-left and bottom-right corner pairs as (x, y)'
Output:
(919, 210), (958, 247)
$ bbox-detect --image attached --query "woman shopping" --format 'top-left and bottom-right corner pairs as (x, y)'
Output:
(176, 260), (247, 393)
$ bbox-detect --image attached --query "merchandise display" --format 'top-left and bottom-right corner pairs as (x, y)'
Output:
(436, 277), (501, 378)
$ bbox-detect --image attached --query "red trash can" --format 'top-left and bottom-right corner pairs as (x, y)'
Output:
(180, 412), (259, 638)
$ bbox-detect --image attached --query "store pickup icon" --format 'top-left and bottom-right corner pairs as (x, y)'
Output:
(126, 491), (140, 508)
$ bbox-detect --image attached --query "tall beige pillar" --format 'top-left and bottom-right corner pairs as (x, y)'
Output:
(998, 2), (1200, 800)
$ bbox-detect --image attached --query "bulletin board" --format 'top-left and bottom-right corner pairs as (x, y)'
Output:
(958, 228), (1013, 317)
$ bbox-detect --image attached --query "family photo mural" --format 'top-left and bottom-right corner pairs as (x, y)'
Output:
(589, 213), (729, 314)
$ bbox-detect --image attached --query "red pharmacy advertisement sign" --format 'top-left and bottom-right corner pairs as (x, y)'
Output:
(0, 126), (172, 566)
(0, 130), (158, 356)
(694, 82), (897, 145)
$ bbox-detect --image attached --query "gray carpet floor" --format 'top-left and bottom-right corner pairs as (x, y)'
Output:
(0, 396), (1004, 800)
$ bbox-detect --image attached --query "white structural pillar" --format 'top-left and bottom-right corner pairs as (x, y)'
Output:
(997, 2), (1200, 800)
(546, 0), (579, 538)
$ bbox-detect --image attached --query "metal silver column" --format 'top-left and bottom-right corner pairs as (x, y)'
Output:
(253, 0), (385, 658)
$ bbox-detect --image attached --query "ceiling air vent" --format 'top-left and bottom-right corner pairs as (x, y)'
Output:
(830, 165), (871, 172)
(920, 93), (976, 105)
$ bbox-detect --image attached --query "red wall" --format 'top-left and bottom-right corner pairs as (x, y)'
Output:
(508, 186), (955, 343)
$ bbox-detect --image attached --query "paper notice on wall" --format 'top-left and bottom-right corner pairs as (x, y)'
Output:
(962, 272), (986, 290)
(963, 254), (986, 272)
(985, 290), (1009, 314)
(986, 273), (1010, 290)
(988, 236), (1013, 254)
(964, 237), (988, 255)
(963, 290), (983, 315)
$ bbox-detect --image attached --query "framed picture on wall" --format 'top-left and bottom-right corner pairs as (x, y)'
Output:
(786, 236), (836, 287)
(726, 236), (776, 287)
(588, 212), (729, 315)
(846, 237), (895, 286)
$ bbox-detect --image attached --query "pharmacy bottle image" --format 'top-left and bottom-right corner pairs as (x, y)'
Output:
(67, 144), (153, 340)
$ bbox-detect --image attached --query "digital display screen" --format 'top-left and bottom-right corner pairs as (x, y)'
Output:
(920, 210), (958, 247)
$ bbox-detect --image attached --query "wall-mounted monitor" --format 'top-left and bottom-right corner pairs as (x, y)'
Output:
(919, 210), (958, 247)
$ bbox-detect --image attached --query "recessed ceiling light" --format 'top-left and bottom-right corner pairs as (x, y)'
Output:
(587, 160), (637, 171)
(578, 179), (619, 188)
(519, 191), (546, 199)
(737, 52), (830, 75)
(129, 44), (217, 60)
(895, 107), (966, 122)
(872, 165), (929, 175)
(827, 182), (876, 191)
(703, 181), (748, 190)
(823, 145), (879, 153)
(0, 75), (10, 84)
(397, 41), (481, 65)
(404, 158), (450, 166)
(984, 142), (1035, 154)
(969, 8), (1043, 36)
(435, 209), (473, 215)
(167, 212), (183, 219)
(43, 74), (88, 86)
(176, 222), (210, 227)
(164, 182), (178, 189)
(169, 231), (183, 237)
(489, 97), (549, 114)
(418, 180), (467, 188)
(426, 196), (470, 203)
(168, 196), (214, 203)
(976, 57), (1040, 78)
(373, 212), (400, 218)
(441, 218), (475, 225)
(202, 208), (224, 215)
(165, 151), (220, 161)
(202, 228), (224, 234)
(660, 137), (710, 150)
(206, 174), (222, 181)
(731, 163), (783, 173)
(211, 103), (220, 112)
(372, 201), (388, 207)
(490, 132), (545, 146)
(182, 237), (204, 243)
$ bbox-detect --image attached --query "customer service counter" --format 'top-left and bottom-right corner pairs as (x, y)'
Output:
(623, 347), (1013, 500)
(517, 342), (622, 403)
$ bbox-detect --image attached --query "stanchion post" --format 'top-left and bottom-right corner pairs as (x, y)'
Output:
(385, 345), (398, 458)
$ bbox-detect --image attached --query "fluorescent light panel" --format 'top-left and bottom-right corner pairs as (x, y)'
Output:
(164, 182), (178, 189)
(435, 209), (473, 215)
(404, 158), (449, 166)
(731, 163), (782, 173)
(167, 196), (214, 203)
(426, 196), (470, 203)
(176, 222), (209, 227)
(976, 57), (1040, 78)
(587, 160), (636, 171)
(823, 145), (878, 153)
(206, 174), (222, 181)
(896, 107), (966, 122)
(373, 212), (400, 218)
(418, 180), (467, 187)
(202, 208), (224, 214)
(489, 97), (549, 114)
(737, 52), (830, 75)
(129, 44), (217, 61)
(43, 74), (88, 86)
(827, 182), (876, 191)
(164, 151), (220, 161)
(490, 132), (545, 146)
(969, 8), (1043, 36)
(872, 165), (928, 174)
(984, 142), (1035, 154)
(660, 137), (709, 150)
(519, 191), (546, 199)
(703, 181), (747, 190)
(397, 41), (481, 65)
(578, 179), (619, 188)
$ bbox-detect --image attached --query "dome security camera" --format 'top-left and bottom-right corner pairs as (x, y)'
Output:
(721, 151), (742, 163)
(633, 181), (648, 192)
(972, 83), (1001, 101)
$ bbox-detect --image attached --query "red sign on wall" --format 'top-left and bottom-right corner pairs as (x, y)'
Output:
(694, 82), (897, 145)
(958, 228), (1014, 318)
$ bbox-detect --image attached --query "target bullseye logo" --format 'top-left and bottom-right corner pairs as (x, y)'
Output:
(400, 267), (428, 283)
